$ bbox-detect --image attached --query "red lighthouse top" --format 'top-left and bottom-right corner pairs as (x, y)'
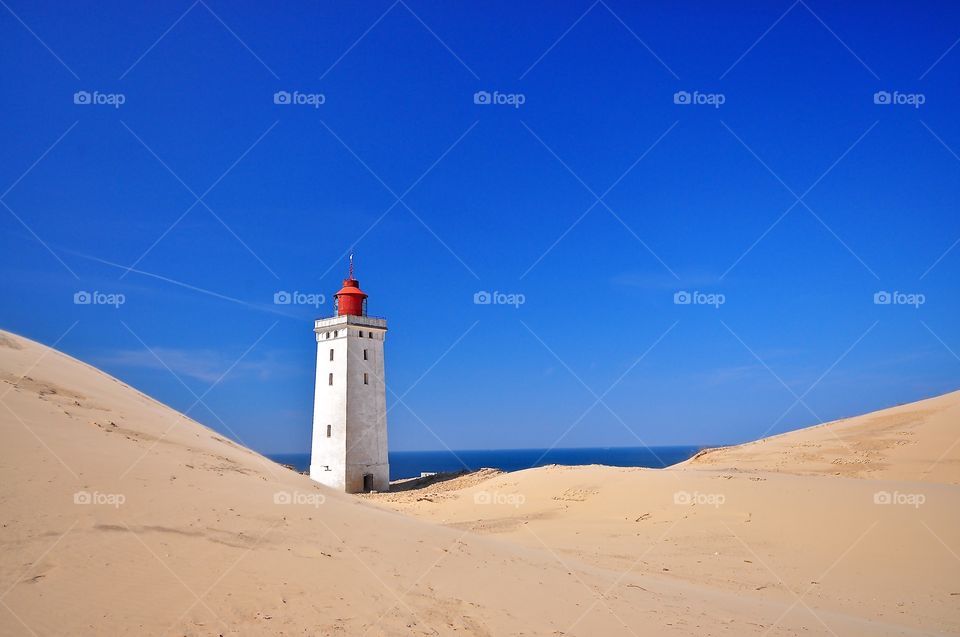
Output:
(335, 254), (368, 317)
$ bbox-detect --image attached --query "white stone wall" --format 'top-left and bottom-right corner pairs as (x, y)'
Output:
(309, 315), (389, 493)
(344, 326), (389, 491)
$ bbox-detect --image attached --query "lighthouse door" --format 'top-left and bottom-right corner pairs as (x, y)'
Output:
(363, 473), (374, 492)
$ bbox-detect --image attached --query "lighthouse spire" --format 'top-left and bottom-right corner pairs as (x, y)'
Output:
(334, 253), (368, 317)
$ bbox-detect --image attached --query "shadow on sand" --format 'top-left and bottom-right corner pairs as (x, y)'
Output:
(388, 470), (475, 492)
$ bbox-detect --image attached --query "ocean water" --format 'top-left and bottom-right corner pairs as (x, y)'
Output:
(269, 446), (703, 481)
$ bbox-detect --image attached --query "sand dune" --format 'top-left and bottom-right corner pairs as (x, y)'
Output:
(684, 390), (960, 483)
(1, 329), (957, 635)
(366, 395), (960, 635)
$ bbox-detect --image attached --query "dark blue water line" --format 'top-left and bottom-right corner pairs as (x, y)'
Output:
(269, 445), (704, 481)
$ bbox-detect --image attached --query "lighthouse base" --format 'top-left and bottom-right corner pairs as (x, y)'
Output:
(348, 462), (390, 493)
(310, 462), (390, 494)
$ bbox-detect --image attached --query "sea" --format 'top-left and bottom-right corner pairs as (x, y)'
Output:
(269, 446), (703, 481)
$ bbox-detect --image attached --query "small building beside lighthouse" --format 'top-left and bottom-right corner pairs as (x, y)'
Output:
(310, 257), (389, 493)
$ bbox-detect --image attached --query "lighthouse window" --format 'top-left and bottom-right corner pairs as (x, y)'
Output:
(363, 349), (368, 360)
(326, 424), (332, 438)
(363, 373), (369, 385)
(328, 373), (333, 386)
(329, 348), (334, 361)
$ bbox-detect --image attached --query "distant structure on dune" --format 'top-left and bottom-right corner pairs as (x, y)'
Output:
(309, 255), (390, 493)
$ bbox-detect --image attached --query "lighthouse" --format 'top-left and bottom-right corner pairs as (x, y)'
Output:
(310, 256), (390, 493)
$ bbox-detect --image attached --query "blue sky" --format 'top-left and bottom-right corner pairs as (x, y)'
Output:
(1, 1), (958, 454)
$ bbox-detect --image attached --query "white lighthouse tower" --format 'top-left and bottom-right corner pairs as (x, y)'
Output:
(310, 256), (390, 493)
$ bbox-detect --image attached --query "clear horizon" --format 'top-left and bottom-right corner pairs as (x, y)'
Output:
(268, 443), (709, 455)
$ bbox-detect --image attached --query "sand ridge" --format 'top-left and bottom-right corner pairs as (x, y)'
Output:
(1, 329), (958, 635)
(365, 396), (960, 634)
(681, 390), (960, 483)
